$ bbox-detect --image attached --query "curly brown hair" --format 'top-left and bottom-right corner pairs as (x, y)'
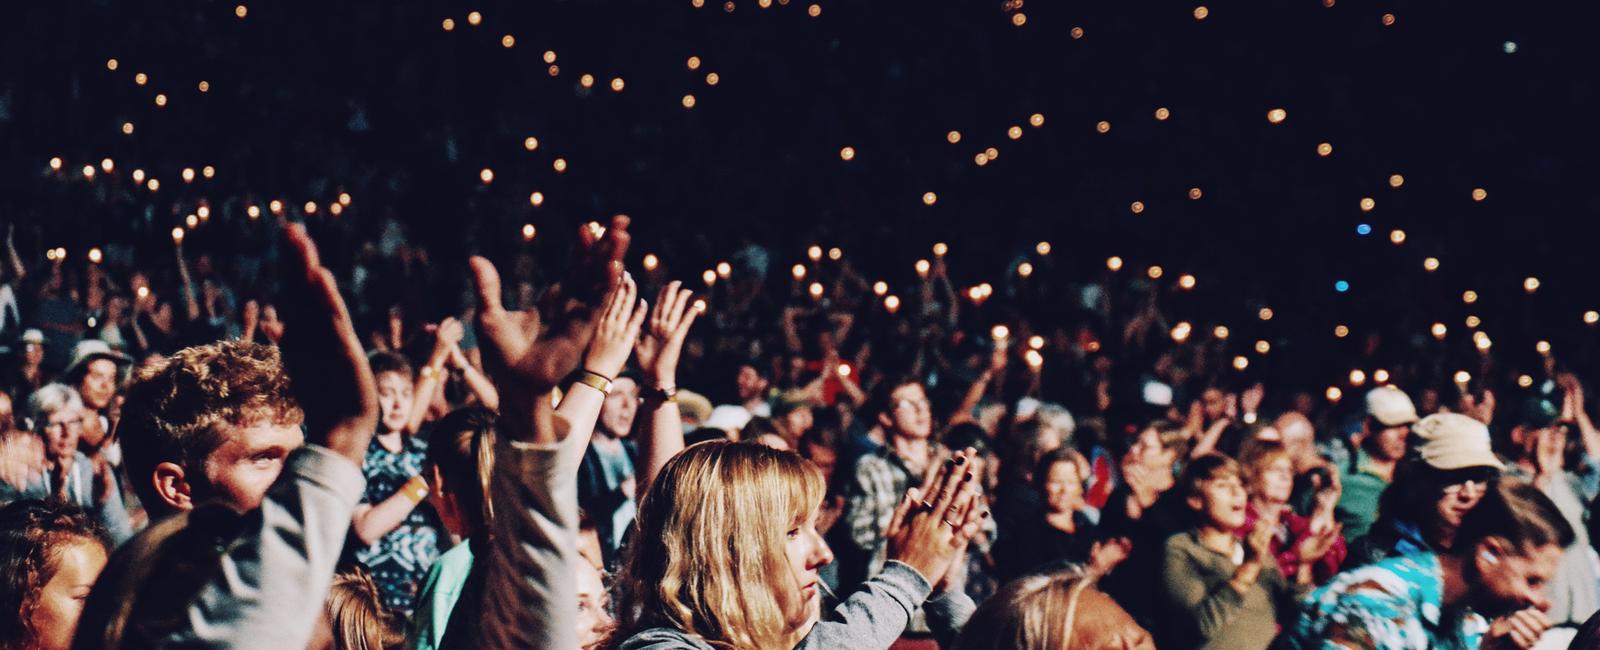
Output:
(0, 500), (110, 650)
(118, 340), (304, 515)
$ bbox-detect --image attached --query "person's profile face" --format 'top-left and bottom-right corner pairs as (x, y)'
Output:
(1472, 541), (1562, 618)
(27, 540), (107, 650)
(200, 420), (306, 512)
(782, 505), (832, 634)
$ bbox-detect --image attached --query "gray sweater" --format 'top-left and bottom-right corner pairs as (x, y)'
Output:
(617, 560), (976, 649)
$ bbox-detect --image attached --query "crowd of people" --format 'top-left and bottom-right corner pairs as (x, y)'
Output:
(0, 211), (1598, 650)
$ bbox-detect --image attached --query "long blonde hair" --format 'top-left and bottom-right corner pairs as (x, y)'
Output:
(952, 569), (1101, 650)
(606, 441), (825, 650)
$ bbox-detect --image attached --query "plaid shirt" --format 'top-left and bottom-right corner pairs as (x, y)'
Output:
(843, 443), (994, 580)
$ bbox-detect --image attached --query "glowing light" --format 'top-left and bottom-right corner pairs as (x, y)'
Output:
(122, 122), (134, 135)
(553, 158), (568, 172)
(1130, 201), (1145, 214)
(915, 259), (931, 277)
(529, 191), (545, 206)
(442, 17), (455, 30)
(1178, 274), (1197, 290)
(1356, 224), (1372, 236)
(872, 281), (888, 295)
(235, 4), (248, 17)
(808, 282), (825, 299)
(1453, 370), (1471, 385)
(1155, 107), (1171, 121)
(1536, 340), (1552, 355)
(202, 165), (215, 178)
(1146, 265), (1164, 280)
(1349, 369), (1367, 385)
(1188, 187), (1203, 200)
(687, 56), (701, 70)
(522, 224), (536, 240)
(246, 205), (260, 219)
(1106, 256), (1123, 271)
(1018, 262), (1034, 278)
(1524, 277), (1540, 293)
(1518, 375), (1534, 388)
(1472, 188), (1488, 202)
(922, 191), (938, 206)
(171, 227), (185, 243)
(88, 248), (103, 264)
(1465, 315), (1481, 328)
(106, 58), (119, 71)
(1389, 174), (1405, 188)
(947, 130), (962, 144)
(1008, 126), (1023, 140)
(1326, 386), (1343, 401)
(1171, 322), (1192, 343)
(705, 72), (720, 85)
(682, 94), (696, 108)
(991, 325), (1011, 341)
(1334, 280), (1350, 293)
(1317, 142), (1333, 157)
(1029, 113), (1045, 127)
(100, 158), (114, 173)
(1024, 349), (1044, 369)
(182, 167), (196, 183)
(303, 201), (318, 215)
(501, 34), (515, 48)
(611, 77), (625, 92)
(146, 178), (159, 191)
(703, 270), (717, 286)
(885, 295), (901, 312)
(1213, 325), (1230, 339)
(1390, 229), (1406, 244)
(1359, 197), (1375, 212)
(1255, 340), (1271, 354)
(1036, 241), (1052, 255)
(338, 192), (352, 206)
(1429, 322), (1448, 339)
(1096, 120), (1111, 134)
(1334, 325), (1350, 338)
(1011, 13), (1026, 26)
(1504, 41), (1518, 54)
(132, 169), (145, 183)
(48, 157), (63, 171)
(579, 74), (595, 88)
(155, 93), (168, 107)
(81, 165), (96, 180)
(1423, 257), (1440, 271)
(643, 254), (659, 271)
(135, 72), (148, 85)
(1381, 13), (1396, 26)
(1374, 369), (1390, 384)
(479, 168), (494, 184)
(985, 147), (999, 159)
(467, 11), (482, 25)
(1194, 6), (1209, 20)
(1587, 310), (1600, 325)
(329, 203), (343, 216)
(1028, 335), (1045, 349)
(1070, 26), (1084, 39)
(1259, 307), (1274, 321)
(197, 206), (211, 219)
(270, 199), (284, 214)
(717, 261), (732, 278)
(1462, 290), (1478, 304)
(1232, 356), (1249, 370)
(1267, 108), (1287, 124)
(839, 146), (855, 161)
(807, 3), (821, 17)
(932, 242), (948, 257)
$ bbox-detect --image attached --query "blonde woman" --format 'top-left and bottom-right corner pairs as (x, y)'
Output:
(606, 441), (985, 649)
(952, 569), (1155, 650)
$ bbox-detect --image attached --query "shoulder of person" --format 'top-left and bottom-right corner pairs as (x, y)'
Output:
(614, 627), (717, 650)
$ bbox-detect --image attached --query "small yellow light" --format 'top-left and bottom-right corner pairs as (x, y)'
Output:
(839, 146), (855, 161)
(146, 178), (160, 191)
(611, 77), (625, 92)
(135, 72), (148, 85)
(529, 191), (545, 206)
(1070, 26), (1084, 39)
(931, 243), (949, 257)
(872, 281), (887, 295)
(1524, 277), (1540, 293)
(1471, 188), (1487, 202)
(442, 17), (455, 30)
(1389, 174), (1405, 187)
(181, 168), (195, 182)
(703, 269), (717, 286)
(922, 191), (938, 206)
(682, 94), (697, 108)
(1518, 375), (1534, 388)
(1454, 370), (1471, 385)
(947, 130), (962, 144)
(915, 259), (931, 277)
(1029, 113), (1045, 127)
(522, 224), (536, 240)
(692, 0), (704, 7)
(467, 11), (482, 25)
(705, 72), (720, 85)
(247, 205), (260, 219)
(687, 56), (701, 70)
(479, 168), (494, 184)
(122, 122), (134, 135)
(202, 165), (215, 179)
(1381, 13), (1396, 26)
(197, 206), (211, 220)
(985, 147), (999, 160)
(1017, 262), (1034, 278)
(579, 74), (594, 88)
(643, 254), (659, 271)
(1587, 310), (1600, 325)
(1359, 197), (1375, 212)
(1213, 325), (1229, 339)
(235, 4), (248, 18)
(1334, 325), (1350, 338)
(106, 58), (119, 71)
(1036, 241), (1052, 255)
(198, 80), (210, 93)
(808, 245), (824, 261)
(49, 157), (63, 171)
(304, 201), (318, 215)
(171, 227), (185, 243)
(712, 262), (731, 279)
(132, 169), (145, 182)
(1349, 369), (1366, 386)
(1130, 201), (1145, 214)
(339, 192), (352, 206)
(1326, 386), (1343, 401)
(1423, 257), (1440, 271)
(884, 295), (902, 312)
(270, 199), (284, 214)
(1106, 256), (1123, 271)
(991, 324), (1011, 342)
(548, 65), (560, 76)
(1011, 12), (1026, 26)
(100, 158), (114, 173)
(809, 282), (825, 299)
(553, 158), (568, 172)
(1024, 349), (1045, 369)
(1462, 290), (1478, 304)
(808, 3), (821, 17)
(1390, 229), (1406, 244)
(1259, 307), (1274, 321)
(1188, 187), (1203, 200)
(1178, 274), (1196, 290)
(1267, 108), (1287, 124)
(837, 364), (850, 377)
(1096, 120), (1111, 133)
(1146, 265), (1163, 279)
(1431, 322), (1448, 339)
(1232, 356), (1249, 370)
(155, 93), (168, 107)
(88, 248), (103, 264)
(1255, 340), (1271, 354)
(1155, 107), (1171, 121)
(501, 34), (515, 48)
(1007, 125), (1023, 140)
(1194, 6), (1209, 20)
(1536, 340), (1552, 355)
(1373, 369), (1390, 384)
(1171, 322), (1192, 343)
(1317, 142), (1333, 157)
(1465, 315), (1481, 328)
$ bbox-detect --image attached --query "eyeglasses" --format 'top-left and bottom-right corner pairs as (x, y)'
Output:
(41, 418), (85, 433)
(1442, 478), (1493, 498)
(895, 399), (930, 413)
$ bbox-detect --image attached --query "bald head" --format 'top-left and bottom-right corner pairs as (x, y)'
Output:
(1273, 411), (1319, 472)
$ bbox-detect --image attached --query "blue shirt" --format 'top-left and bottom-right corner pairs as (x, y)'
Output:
(1288, 552), (1487, 650)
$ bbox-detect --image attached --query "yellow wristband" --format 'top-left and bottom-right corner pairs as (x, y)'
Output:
(575, 370), (613, 395)
(401, 475), (430, 504)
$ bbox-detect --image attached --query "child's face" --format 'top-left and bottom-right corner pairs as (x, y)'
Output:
(376, 371), (414, 434)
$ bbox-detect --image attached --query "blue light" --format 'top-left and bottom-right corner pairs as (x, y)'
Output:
(1334, 280), (1350, 293)
(1356, 223), (1372, 236)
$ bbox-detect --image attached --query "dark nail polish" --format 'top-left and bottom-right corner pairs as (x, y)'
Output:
(954, 455), (967, 466)
(964, 471), (974, 481)
(981, 510), (991, 519)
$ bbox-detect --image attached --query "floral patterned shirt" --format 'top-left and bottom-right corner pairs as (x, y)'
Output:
(1287, 552), (1486, 650)
(356, 433), (445, 615)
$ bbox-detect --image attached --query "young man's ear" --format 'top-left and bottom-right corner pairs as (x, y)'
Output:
(1187, 494), (1205, 513)
(151, 462), (195, 511)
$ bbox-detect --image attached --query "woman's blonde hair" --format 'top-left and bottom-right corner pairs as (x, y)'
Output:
(1239, 441), (1291, 496)
(324, 568), (403, 650)
(952, 569), (1099, 650)
(605, 441), (825, 650)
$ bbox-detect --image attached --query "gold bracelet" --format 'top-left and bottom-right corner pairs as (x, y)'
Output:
(574, 370), (613, 395)
(401, 475), (430, 504)
(419, 365), (443, 381)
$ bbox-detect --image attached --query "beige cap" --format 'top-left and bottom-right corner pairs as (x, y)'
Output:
(1365, 386), (1419, 427)
(1412, 412), (1505, 471)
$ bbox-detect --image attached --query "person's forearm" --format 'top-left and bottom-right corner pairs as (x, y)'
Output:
(948, 372), (993, 425)
(351, 485), (425, 546)
(408, 363), (446, 433)
(456, 363), (500, 411)
(638, 397), (683, 496)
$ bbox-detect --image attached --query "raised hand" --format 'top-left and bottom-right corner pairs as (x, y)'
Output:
(632, 280), (699, 387)
(1485, 608), (1551, 650)
(884, 449), (985, 583)
(277, 223), (379, 466)
(0, 431), (45, 490)
(1089, 537), (1133, 575)
(583, 273), (647, 380)
(472, 216), (630, 443)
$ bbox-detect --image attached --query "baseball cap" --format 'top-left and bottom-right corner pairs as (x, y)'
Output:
(21, 329), (44, 345)
(1365, 386), (1419, 427)
(1412, 412), (1505, 471)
